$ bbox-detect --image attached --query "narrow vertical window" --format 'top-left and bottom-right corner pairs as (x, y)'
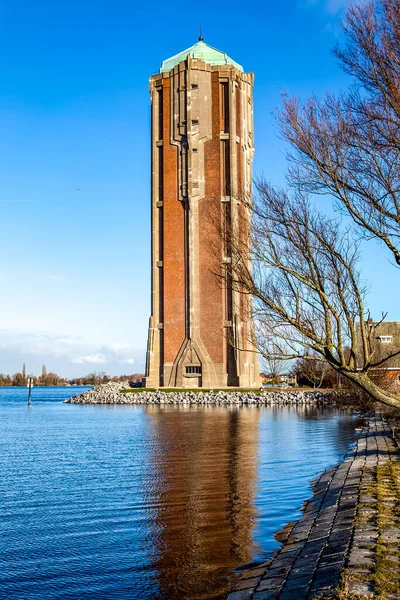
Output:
(236, 84), (241, 137)
(237, 141), (242, 199)
(221, 139), (231, 196)
(219, 82), (229, 133)
(158, 206), (163, 263)
(158, 146), (163, 201)
(157, 88), (163, 141)
(158, 204), (164, 322)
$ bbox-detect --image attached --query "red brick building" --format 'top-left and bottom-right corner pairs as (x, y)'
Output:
(356, 321), (400, 392)
(145, 38), (260, 388)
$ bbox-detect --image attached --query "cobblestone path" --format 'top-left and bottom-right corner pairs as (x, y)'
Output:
(228, 413), (399, 599)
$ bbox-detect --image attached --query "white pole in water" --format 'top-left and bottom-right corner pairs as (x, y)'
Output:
(27, 376), (33, 405)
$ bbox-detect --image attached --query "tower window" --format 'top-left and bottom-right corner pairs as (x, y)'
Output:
(185, 365), (201, 374)
(157, 146), (163, 201)
(378, 336), (392, 343)
(221, 139), (231, 196)
(191, 84), (199, 89)
(220, 81), (230, 133)
(156, 88), (163, 141)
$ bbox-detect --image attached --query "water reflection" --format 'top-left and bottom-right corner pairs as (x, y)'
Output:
(143, 405), (359, 600)
(0, 390), (361, 600)
(145, 406), (259, 600)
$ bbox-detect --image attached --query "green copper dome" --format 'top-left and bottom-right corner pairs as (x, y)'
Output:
(160, 41), (243, 73)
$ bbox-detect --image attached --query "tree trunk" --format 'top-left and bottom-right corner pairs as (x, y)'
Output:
(342, 371), (400, 409)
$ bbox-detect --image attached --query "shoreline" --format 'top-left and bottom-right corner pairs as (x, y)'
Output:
(64, 381), (338, 406)
(229, 413), (399, 599)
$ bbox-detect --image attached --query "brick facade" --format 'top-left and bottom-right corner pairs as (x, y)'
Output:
(145, 45), (260, 388)
(356, 320), (400, 392)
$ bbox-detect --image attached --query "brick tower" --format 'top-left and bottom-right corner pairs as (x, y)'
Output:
(145, 37), (260, 389)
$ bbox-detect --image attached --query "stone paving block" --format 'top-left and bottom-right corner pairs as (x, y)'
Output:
(299, 541), (326, 558)
(282, 574), (313, 590)
(257, 576), (286, 591)
(262, 566), (291, 578)
(328, 531), (351, 546)
(292, 554), (319, 572)
(239, 567), (267, 580)
(290, 523), (311, 534)
(268, 556), (295, 569)
(360, 494), (377, 504)
(348, 548), (375, 567)
(315, 513), (335, 524)
(353, 538), (377, 549)
(235, 576), (262, 590)
(272, 549), (298, 559)
(348, 581), (374, 596)
(313, 564), (342, 581)
(348, 566), (373, 576)
(334, 514), (355, 524)
(318, 554), (345, 568)
(353, 527), (378, 539)
(227, 590), (254, 600)
(323, 540), (349, 555)
(381, 527), (400, 543)
(288, 563), (316, 579)
(252, 592), (279, 600)
(279, 590), (308, 600)
(309, 523), (331, 534)
(320, 498), (338, 509)
(360, 508), (378, 517)
(288, 531), (308, 543)
(309, 579), (338, 595)
(279, 542), (304, 554)
(332, 527), (353, 540)
(321, 544), (347, 558)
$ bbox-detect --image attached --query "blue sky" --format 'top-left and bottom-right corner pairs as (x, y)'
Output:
(0, 0), (397, 377)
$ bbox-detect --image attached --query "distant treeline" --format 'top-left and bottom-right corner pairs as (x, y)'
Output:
(0, 365), (144, 386)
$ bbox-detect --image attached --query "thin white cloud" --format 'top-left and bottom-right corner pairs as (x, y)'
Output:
(72, 353), (107, 365)
(107, 342), (131, 351)
(0, 329), (145, 376)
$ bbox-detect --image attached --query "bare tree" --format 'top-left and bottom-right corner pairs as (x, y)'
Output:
(263, 353), (288, 387)
(229, 184), (400, 408)
(279, 0), (400, 265)
(294, 351), (331, 389)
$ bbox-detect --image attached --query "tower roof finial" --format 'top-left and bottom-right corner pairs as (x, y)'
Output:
(199, 24), (203, 42)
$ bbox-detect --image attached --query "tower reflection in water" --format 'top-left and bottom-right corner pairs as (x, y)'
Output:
(144, 405), (260, 600)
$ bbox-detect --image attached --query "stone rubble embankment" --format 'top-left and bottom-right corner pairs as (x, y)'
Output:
(64, 381), (336, 405)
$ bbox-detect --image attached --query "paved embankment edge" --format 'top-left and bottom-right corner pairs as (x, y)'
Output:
(64, 381), (337, 405)
(228, 413), (399, 599)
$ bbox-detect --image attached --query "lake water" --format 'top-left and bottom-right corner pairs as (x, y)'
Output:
(0, 387), (360, 600)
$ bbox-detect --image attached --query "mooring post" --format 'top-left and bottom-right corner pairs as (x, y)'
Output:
(27, 376), (33, 405)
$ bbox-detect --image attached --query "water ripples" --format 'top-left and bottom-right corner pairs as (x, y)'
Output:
(0, 388), (361, 599)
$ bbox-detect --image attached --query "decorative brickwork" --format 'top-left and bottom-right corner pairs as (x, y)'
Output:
(145, 42), (260, 389)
